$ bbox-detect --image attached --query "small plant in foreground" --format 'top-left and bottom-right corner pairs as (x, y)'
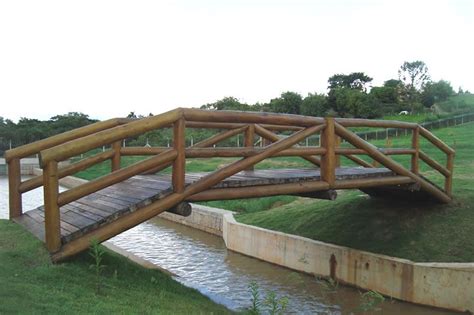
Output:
(89, 239), (107, 294)
(248, 281), (262, 314)
(264, 290), (288, 315)
(248, 281), (289, 315)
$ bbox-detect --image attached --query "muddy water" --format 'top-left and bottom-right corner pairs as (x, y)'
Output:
(0, 177), (456, 314)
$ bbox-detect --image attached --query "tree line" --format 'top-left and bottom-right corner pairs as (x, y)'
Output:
(201, 60), (464, 119)
(1, 60), (470, 154)
(0, 113), (97, 155)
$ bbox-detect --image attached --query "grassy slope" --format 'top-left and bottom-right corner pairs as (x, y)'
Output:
(237, 123), (474, 262)
(0, 220), (231, 314)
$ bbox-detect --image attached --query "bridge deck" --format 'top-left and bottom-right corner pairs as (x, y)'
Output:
(15, 167), (396, 245)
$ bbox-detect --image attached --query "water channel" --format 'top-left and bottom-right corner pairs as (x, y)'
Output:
(0, 177), (456, 314)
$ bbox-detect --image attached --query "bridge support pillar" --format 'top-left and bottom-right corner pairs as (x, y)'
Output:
(321, 118), (336, 187)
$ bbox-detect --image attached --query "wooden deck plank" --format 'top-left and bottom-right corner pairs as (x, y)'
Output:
(15, 167), (399, 247)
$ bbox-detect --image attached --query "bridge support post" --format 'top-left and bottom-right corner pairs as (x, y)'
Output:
(244, 124), (255, 171)
(172, 118), (185, 193)
(321, 118), (336, 187)
(111, 140), (122, 172)
(43, 160), (61, 252)
(8, 158), (22, 219)
(411, 127), (419, 174)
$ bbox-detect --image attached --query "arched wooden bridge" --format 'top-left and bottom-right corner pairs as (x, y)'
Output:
(5, 108), (455, 261)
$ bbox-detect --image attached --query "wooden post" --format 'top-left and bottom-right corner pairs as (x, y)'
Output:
(411, 127), (419, 174)
(321, 118), (336, 187)
(445, 153), (454, 196)
(335, 135), (341, 168)
(8, 158), (22, 219)
(111, 140), (122, 172)
(43, 160), (61, 252)
(244, 124), (255, 171)
(172, 118), (185, 193)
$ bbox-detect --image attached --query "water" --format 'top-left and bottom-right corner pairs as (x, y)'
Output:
(0, 177), (456, 314)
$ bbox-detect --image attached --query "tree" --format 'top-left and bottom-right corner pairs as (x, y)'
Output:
(200, 97), (252, 111)
(331, 87), (380, 118)
(370, 86), (400, 113)
(300, 93), (328, 117)
(268, 92), (303, 114)
(398, 61), (430, 91)
(49, 112), (97, 134)
(398, 61), (430, 112)
(328, 72), (373, 92)
(421, 80), (455, 107)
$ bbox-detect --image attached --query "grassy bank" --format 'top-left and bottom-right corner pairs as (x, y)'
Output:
(237, 123), (474, 262)
(0, 220), (231, 314)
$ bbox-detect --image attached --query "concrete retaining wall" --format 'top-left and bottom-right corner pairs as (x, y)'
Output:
(158, 204), (231, 236)
(222, 213), (473, 313)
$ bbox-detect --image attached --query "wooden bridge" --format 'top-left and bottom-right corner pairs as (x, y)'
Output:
(5, 108), (455, 261)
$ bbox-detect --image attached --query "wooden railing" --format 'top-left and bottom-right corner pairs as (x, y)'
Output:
(5, 108), (455, 257)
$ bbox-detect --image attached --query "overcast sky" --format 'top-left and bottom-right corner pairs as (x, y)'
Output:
(1, 0), (473, 122)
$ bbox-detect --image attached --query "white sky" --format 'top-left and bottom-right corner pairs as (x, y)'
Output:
(1, 0), (473, 122)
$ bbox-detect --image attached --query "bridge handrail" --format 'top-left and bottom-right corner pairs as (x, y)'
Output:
(4, 118), (125, 162)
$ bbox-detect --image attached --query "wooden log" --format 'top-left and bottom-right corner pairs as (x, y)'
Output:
(120, 147), (167, 156)
(58, 149), (177, 206)
(183, 108), (325, 127)
(419, 126), (455, 155)
(335, 118), (417, 129)
(296, 189), (337, 200)
(193, 126), (247, 148)
(244, 124), (255, 171)
(333, 176), (414, 189)
(343, 154), (374, 168)
(321, 118), (336, 187)
(334, 122), (451, 203)
(20, 150), (115, 193)
(254, 124), (321, 166)
(186, 121), (303, 131)
(39, 108), (182, 166)
(411, 127), (419, 174)
(122, 146), (326, 158)
(166, 202), (192, 217)
(187, 181), (330, 201)
(51, 192), (184, 261)
(335, 148), (416, 155)
(335, 135), (341, 167)
(172, 118), (185, 193)
(111, 140), (122, 172)
(419, 150), (451, 178)
(445, 153), (454, 196)
(7, 158), (22, 218)
(183, 124), (325, 198)
(4, 118), (122, 162)
(138, 126), (248, 175)
(185, 147), (326, 158)
(43, 160), (61, 252)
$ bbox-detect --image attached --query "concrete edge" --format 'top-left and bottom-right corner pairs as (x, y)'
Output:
(222, 212), (473, 313)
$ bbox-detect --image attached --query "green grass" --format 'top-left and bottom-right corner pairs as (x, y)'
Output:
(381, 112), (446, 123)
(236, 123), (474, 263)
(438, 93), (474, 112)
(0, 219), (232, 314)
